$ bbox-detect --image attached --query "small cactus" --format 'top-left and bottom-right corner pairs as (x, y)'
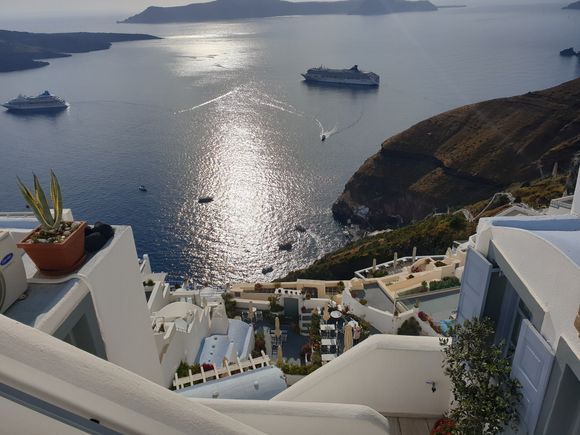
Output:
(17, 171), (63, 232)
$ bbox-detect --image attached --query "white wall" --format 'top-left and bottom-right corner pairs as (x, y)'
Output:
(342, 289), (415, 334)
(158, 308), (212, 386)
(0, 315), (259, 435)
(0, 314), (394, 435)
(274, 334), (451, 417)
(148, 282), (171, 313)
(572, 171), (580, 216)
(199, 399), (391, 435)
(82, 226), (164, 384)
(491, 227), (580, 355)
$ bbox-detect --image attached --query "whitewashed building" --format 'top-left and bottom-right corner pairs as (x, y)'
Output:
(0, 174), (578, 434)
(456, 173), (580, 434)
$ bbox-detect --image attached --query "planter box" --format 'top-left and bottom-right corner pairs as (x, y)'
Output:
(17, 221), (87, 275)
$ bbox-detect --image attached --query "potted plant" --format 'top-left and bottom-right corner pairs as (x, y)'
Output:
(17, 171), (86, 275)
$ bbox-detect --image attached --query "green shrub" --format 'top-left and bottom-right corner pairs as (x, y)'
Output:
(397, 317), (422, 336)
(176, 361), (201, 379)
(280, 215), (476, 281)
(429, 276), (460, 291)
(440, 318), (521, 434)
(222, 293), (237, 318)
(359, 298), (368, 305)
(268, 295), (284, 312)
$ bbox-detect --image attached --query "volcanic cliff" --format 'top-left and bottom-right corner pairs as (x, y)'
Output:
(333, 78), (580, 228)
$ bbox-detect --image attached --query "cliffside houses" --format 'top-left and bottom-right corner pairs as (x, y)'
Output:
(0, 173), (578, 434)
(228, 246), (467, 337)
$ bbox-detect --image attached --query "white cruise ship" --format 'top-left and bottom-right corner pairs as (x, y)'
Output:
(302, 65), (380, 86)
(2, 91), (69, 111)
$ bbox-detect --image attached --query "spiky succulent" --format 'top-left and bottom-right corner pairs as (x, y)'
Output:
(17, 171), (63, 232)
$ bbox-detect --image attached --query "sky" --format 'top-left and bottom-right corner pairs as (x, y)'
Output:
(0, 0), (570, 18)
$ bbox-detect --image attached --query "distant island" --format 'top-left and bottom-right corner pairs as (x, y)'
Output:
(0, 30), (160, 72)
(563, 1), (580, 10)
(122, 0), (437, 24)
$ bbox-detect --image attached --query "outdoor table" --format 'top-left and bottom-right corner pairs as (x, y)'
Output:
(321, 354), (337, 362)
(330, 311), (342, 319)
(321, 338), (337, 346)
(319, 324), (336, 331)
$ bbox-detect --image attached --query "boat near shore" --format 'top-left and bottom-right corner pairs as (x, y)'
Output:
(2, 91), (69, 112)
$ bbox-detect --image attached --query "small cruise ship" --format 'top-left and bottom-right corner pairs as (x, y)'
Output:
(2, 91), (69, 111)
(301, 65), (380, 86)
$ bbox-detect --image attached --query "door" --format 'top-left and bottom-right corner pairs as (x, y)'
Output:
(284, 297), (299, 318)
(511, 320), (555, 435)
(456, 247), (493, 324)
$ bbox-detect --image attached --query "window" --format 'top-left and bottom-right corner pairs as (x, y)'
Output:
(507, 299), (532, 359)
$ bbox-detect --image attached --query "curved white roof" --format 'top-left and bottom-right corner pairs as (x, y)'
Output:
(531, 230), (580, 267)
(155, 301), (201, 320)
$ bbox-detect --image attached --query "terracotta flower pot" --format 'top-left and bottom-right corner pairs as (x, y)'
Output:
(17, 221), (87, 275)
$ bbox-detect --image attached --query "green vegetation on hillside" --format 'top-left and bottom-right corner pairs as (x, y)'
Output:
(283, 175), (568, 281)
(467, 175), (567, 217)
(282, 214), (476, 281)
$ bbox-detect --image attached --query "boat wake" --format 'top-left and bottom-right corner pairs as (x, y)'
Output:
(315, 118), (338, 140)
(175, 89), (238, 114)
(315, 109), (364, 141)
(175, 85), (305, 118)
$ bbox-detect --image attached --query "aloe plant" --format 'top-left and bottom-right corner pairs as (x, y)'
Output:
(17, 171), (63, 232)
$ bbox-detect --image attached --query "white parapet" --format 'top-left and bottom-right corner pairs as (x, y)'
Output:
(0, 314), (259, 435)
(77, 226), (165, 384)
(0, 313), (394, 434)
(274, 334), (452, 417)
(198, 398), (391, 435)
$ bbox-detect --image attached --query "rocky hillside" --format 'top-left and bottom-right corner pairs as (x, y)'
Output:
(333, 78), (580, 228)
(563, 1), (580, 10)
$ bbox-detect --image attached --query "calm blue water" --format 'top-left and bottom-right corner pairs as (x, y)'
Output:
(0, 4), (578, 284)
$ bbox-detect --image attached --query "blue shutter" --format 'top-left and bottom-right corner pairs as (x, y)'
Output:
(456, 247), (492, 324)
(512, 320), (555, 435)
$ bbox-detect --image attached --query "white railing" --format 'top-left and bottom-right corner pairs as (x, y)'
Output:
(173, 351), (271, 390)
(549, 195), (573, 210)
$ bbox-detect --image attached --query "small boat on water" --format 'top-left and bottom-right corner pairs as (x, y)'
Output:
(138, 185), (147, 192)
(198, 196), (213, 204)
(2, 91), (69, 112)
(295, 224), (306, 233)
(278, 242), (293, 251)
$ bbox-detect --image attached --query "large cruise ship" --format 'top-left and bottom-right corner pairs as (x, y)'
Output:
(301, 65), (380, 86)
(2, 91), (69, 111)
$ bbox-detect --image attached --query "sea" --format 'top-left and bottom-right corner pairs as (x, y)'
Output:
(0, 3), (578, 285)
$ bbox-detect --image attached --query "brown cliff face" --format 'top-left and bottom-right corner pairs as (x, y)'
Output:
(333, 78), (580, 228)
